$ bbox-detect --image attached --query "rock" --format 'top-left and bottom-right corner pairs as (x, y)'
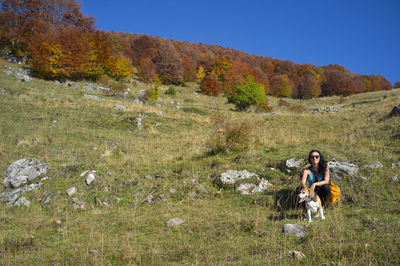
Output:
(102, 200), (112, 207)
(327, 161), (358, 180)
(138, 90), (145, 96)
(289, 250), (306, 259)
(308, 107), (341, 113)
(169, 188), (176, 194)
(166, 217), (185, 227)
(64, 81), (81, 88)
(4, 158), (49, 188)
(83, 83), (110, 92)
(157, 194), (166, 202)
(41, 193), (51, 205)
(136, 118), (143, 130)
(281, 158), (304, 174)
(363, 161), (383, 169)
(131, 99), (142, 105)
(155, 103), (161, 108)
(66, 187), (77, 196)
(0, 183), (41, 205)
(391, 162), (400, 169)
(89, 249), (98, 254)
(19, 94), (28, 98)
(3, 70), (12, 76)
(83, 94), (105, 101)
(215, 170), (273, 195)
(196, 184), (208, 194)
(71, 197), (86, 210)
(0, 88), (10, 95)
(388, 105), (400, 117)
(116, 197), (123, 203)
(135, 193), (143, 200)
(14, 72), (31, 82)
(14, 197), (30, 206)
(392, 175), (399, 182)
(114, 105), (126, 111)
(282, 223), (306, 238)
(86, 173), (96, 185)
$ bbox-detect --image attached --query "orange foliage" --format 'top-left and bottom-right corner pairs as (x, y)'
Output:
(200, 75), (222, 96)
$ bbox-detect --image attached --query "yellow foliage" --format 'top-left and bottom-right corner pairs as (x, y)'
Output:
(104, 56), (133, 80)
(196, 65), (206, 82)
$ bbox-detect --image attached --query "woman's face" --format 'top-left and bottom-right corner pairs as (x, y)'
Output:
(309, 152), (320, 164)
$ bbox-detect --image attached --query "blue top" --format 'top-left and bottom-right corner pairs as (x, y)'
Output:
(308, 169), (323, 188)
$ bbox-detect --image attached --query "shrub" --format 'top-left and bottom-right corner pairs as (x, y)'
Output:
(200, 75), (222, 96)
(208, 114), (250, 155)
(165, 86), (176, 95)
(278, 98), (290, 107)
(227, 81), (266, 111)
(255, 100), (273, 113)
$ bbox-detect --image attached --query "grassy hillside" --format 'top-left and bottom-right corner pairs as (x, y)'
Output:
(0, 58), (399, 265)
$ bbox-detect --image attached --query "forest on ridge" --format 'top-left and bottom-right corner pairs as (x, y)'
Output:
(0, 0), (396, 99)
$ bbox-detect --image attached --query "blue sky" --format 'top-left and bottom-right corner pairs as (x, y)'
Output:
(80, 0), (400, 84)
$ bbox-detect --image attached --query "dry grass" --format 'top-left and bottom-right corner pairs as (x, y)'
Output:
(0, 58), (400, 264)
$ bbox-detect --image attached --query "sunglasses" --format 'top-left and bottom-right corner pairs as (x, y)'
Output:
(309, 155), (320, 159)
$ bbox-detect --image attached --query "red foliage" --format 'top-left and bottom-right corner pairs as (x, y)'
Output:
(394, 81), (400, 89)
(321, 71), (356, 96)
(200, 75), (222, 96)
(223, 61), (254, 89)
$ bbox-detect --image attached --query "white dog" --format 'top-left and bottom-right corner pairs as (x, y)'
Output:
(298, 187), (325, 223)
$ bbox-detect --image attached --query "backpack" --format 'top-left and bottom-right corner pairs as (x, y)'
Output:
(328, 182), (341, 204)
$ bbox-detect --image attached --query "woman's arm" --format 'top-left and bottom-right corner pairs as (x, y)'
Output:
(311, 167), (330, 190)
(301, 169), (309, 188)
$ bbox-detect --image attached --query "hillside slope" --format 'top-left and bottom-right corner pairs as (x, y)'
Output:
(0, 58), (399, 264)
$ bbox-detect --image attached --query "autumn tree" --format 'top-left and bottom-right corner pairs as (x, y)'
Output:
(152, 39), (183, 84)
(208, 55), (232, 80)
(321, 71), (356, 96)
(270, 74), (292, 97)
(394, 81), (400, 89)
(200, 75), (222, 96)
(296, 72), (321, 99)
(0, 0), (95, 54)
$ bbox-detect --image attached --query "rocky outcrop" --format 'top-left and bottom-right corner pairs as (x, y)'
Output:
(166, 218), (185, 227)
(83, 83), (110, 93)
(363, 161), (383, 169)
(281, 158), (304, 174)
(327, 161), (358, 180)
(215, 170), (272, 195)
(4, 158), (49, 188)
(308, 106), (341, 113)
(3, 66), (32, 82)
(83, 94), (105, 101)
(0, 88), (10, 95)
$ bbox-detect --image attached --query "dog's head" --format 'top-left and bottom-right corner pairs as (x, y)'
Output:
(298, 187), (315, 203)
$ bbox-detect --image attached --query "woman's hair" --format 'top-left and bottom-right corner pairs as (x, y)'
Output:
(308, 149), (328, 176)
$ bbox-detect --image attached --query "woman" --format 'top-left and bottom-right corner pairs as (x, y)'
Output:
(300, 150), (331, 206)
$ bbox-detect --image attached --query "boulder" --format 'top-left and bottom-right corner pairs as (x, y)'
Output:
(363, 161), (383, 169)
(66, 187), (77, 196)
(71, 198), (86, 210)
(136, 118), (143, 130)
(392, 175), (399, 183)
(215, 170), (272, 195)
(14, 197), (30, 206)
(0, 183), (41, 205)
(64, 81), (81, 88)
(131, 99), (143, 105)
(4, 158), (49, 188)
(83, 94), (105, 101)
(166, 217), (185, 227)
(0, 88), (10, 95)
(83, 83), (110, 92)
(327, 161), (358, 180)
(289, 250), (306, 259)
(114, 105), (126, 111)
(308, 107), (341, 113)
(391, 162), (400, 169)
(281, 158), (304, 174)
(388, 105), (400, 118)
(282, 223), (306, 238)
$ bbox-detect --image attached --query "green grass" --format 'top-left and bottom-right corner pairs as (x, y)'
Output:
(0, 58), (400, 264)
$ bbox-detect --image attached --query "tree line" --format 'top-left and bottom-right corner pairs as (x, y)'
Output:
(0, 0), (396, 98)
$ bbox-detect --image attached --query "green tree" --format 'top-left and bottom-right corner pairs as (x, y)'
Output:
(228, 80), (266, 111)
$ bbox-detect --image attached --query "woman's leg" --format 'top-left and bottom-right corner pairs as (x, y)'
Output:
(315, 184), (330, 206)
